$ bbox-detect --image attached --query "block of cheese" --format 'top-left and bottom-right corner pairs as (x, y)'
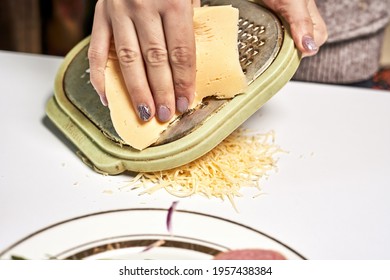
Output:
(105, 5), (247, 150)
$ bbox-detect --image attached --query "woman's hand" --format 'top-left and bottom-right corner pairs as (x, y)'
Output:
(88, 0), (326, 122)
(262, 0), (328, 57)
(88, 0), (201, 122)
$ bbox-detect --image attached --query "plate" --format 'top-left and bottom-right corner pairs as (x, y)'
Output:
(0, 209), (305, 260)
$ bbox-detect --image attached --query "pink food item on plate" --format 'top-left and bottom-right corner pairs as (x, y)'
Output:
(213, 249), (286, 260)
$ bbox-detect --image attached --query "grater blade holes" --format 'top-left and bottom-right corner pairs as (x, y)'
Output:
(238, 17), (267, 74)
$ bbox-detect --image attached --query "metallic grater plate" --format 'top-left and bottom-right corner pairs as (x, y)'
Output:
(156, 0), (283, 145)
(46, 0), (300, 174)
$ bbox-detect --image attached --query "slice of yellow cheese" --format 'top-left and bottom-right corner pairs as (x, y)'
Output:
(105, 5), (247, 150)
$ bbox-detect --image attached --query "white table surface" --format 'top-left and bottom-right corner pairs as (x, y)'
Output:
(1, 50), (389, 260)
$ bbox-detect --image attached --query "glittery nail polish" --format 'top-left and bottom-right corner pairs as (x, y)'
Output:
(137, 104), (151, 121)
(176, 97), (189, 113)
(157, 105), (171, 122)
(302, 35), (318, 53)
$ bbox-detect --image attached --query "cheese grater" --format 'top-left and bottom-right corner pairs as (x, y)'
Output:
(46, 0), (300, 174)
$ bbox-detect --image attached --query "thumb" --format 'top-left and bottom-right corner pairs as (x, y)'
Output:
(263, 0), (319, 57)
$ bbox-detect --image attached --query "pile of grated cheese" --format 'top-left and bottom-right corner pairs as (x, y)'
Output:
(127, 129), (283, 206)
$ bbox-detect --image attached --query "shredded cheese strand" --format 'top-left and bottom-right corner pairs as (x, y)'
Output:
(126, 129), (284, 203)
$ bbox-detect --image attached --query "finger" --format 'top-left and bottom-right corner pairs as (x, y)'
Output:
(88, 0), (111, 106)
(192, 0), (201, 7)
(268, 0), (319, 57)
(308, 0), (328, 47)
(110, 15), (155, 122)
(161, 1), (196, 113)
(133, 11), (175, 122)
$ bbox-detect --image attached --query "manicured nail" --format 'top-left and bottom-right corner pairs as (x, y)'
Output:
(99, 94), (108, 106)
(157, 105), (171, 122)
(176, 97), (189, 113)
(137, 104), (151, 121)
(302, 35), (318, 53)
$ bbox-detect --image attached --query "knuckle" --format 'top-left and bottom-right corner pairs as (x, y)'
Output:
(165, 0), (184, 10)
(112, 0), (146, 14)
(117, 47), (139, 67)
(87, 47), (104, 62)
(170, 46), (193, 65)
(107, 0), (130, 13)
(144, 47), (168, 66)
(129, 0), (144, 10)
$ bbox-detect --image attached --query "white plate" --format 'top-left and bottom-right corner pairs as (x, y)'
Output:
(0, 208), (305, 260)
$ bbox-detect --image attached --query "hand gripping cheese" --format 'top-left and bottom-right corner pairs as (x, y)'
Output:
(105, 6), (247, 150)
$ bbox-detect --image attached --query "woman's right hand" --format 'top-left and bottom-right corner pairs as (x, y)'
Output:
(88, 0), (201, 123)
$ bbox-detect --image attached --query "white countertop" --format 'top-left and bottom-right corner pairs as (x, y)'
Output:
(1, 50), (389, 259)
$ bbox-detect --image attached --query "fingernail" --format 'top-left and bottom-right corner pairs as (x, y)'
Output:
(157, 105), (171, 122)
(176, 97), (189, 113)
(302, 35), (318, 53)
(99, 94), (108, 106)
(137, 104), (151, 121)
